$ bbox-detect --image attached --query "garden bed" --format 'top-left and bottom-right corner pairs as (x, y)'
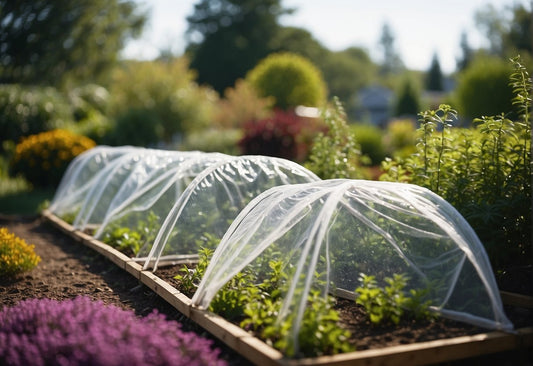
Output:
(3, 212), (532, 365)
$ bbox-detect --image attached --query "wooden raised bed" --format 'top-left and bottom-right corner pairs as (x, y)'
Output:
(42, 209), (533, 366)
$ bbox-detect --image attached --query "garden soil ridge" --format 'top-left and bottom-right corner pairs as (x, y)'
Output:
(1, 215), (531, 366)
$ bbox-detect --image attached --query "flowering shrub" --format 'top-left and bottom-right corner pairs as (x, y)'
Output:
(11, 129), (95, 188)
(0, 227), (40, 277)
(0, 297), (227, 366)
(239, 109), (322, 161)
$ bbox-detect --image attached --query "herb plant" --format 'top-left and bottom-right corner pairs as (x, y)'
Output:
(355, 273), (434, 325)
(101, 211), (160, 256)
(305, 98), (368, 179)
(380, 56), (531, 272)
(175, 248), (353, 358)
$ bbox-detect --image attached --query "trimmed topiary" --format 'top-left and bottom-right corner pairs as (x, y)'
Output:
(10, 129), (96, 188)
(0, 296), (227, 366)
(247, 52), (327, 110)
(0, 227), (41, 277)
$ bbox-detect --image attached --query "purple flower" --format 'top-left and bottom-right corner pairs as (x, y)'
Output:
(0, 297), (227, 366)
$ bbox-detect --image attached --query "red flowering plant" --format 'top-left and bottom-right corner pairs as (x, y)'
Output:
(238, 109), (324, 162)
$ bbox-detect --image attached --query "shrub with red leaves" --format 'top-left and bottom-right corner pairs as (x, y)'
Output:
(0, 297), (227, 366)
(238, 109), (322, 161)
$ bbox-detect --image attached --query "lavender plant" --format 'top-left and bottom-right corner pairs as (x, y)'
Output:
(0, 296), (227, 366)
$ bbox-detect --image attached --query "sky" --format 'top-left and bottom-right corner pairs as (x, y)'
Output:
(122, 0), (527, 74)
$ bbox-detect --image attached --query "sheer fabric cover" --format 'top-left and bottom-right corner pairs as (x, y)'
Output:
(49, 146), (138, 218)
(144, 155), (320, 270)
(192, 179), (513, 351)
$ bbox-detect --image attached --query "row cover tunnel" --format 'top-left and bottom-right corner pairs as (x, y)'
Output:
(49, 146), (513, 355)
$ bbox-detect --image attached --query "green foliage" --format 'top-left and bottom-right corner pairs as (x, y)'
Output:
(10, 129), (95, 188)
(355, 273), (434, 325)
(318, 48), (376, 107)
(305, 99), (367, 179)
(108, 59), (217, 143)
(380, 57), (531, 271)
(186, 0), (292, 93)
(350, 124), (386, 166)
(455, 55), (514, 120)
(247, 52), (327, 110)
(0, 227), (41, 277)
(0, 85), (73, 150)
(213, 79), (274, 129)
(0, 0), (146, 86)
(66, 84), (112, 143)
(103, 109), (163, 147)
(180, 128), (242, 155)
(425, 53), (444, 91)
(382, 118), (416, 158)
(175, 250), (352, 358)
(175, 248), (213, 296)
(394, 77), (421, 117)
(101, 211), (160, 256)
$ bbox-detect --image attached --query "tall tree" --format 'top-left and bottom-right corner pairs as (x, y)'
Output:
(505, 3), (532, 55)
(0, 0), (146, 86)
(456, 31), (473, 72)
(426, 52), (444, 91)
(186, 0), (292, 93)
(378, 22), (403, 75)
(394, 78), (420, 117)
(475, 2), (532, 58)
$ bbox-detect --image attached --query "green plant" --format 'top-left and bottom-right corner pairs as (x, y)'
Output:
(103, 108), (163, 147)
(108, 59), (217, 142)
(175, 248), (352, 358)
(0, 227), (41, 277)
(247, 52), (327, 110)
(213, 79), (274, 129)
(380, 56), (531, 272)
(350, 123), (386, 166)
(355, 273), (434, 325)
(382, 118), (416, 158)
(180, 128), (242, 155)
(305, 98), (367, 179)
(455, 55), (514, 120)
(10, 129), (96, 188)
(0, 85), (73, 151)
(101, 211), (160, 256)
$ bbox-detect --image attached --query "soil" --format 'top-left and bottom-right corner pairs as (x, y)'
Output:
(1, 215), (532, 366)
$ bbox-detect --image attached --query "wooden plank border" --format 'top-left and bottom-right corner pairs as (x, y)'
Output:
(41, 210), (533, 366)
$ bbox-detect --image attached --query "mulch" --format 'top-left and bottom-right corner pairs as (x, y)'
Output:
(1, 215), (531, 366)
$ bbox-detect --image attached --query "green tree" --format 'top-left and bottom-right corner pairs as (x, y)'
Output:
(475, 2), (532, 58)
(108, 58), (217, 142)
(186, 0), (292, 93)
(456, 31), (473, 72)
(320, 48), (376, 107)
(378, 22), (404, 75)
(0, 0), (146, 87)
(426, 53), (444, 91)
(271, 28), (376, 108)
(394, 78), (420, 117)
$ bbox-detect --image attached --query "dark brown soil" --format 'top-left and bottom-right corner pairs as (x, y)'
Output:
(1, 215), (531, 366)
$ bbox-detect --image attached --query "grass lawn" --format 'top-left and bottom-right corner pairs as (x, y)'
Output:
(0, 178), (55, 216)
